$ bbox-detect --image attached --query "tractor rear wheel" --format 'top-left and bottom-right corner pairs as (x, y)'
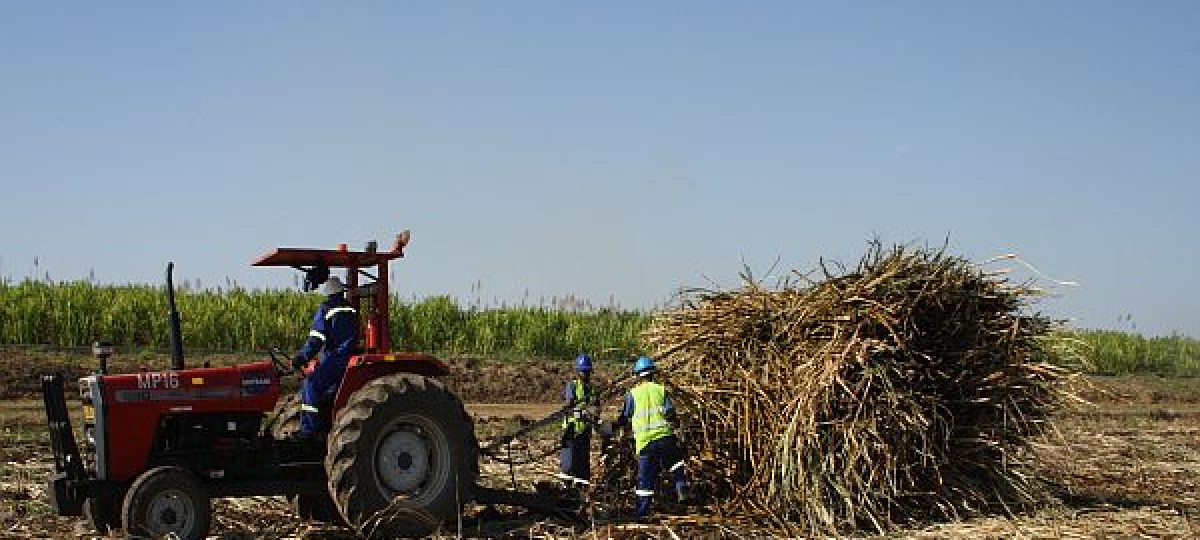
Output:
(325, 374), (478, 538)
(121, 466), (211, 540)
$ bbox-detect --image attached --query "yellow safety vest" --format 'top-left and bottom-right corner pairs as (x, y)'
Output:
(630, 381), (673, 453)
(562, 379), (592, 433)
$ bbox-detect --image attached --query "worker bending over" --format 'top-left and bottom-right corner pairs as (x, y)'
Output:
(558, 353), (595, 491)
(613, 356), (690, 520)
(292, 276), (358, 438)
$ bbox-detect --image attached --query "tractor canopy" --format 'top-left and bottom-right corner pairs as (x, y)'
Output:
(251, 248), (404, 268)
(252, 230), (411, 268)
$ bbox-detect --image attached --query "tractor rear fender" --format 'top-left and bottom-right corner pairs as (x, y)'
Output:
(332, 353), (450, 413)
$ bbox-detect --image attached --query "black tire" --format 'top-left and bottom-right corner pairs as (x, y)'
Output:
(270, 394), (303, 439)
(121, 466), (211, 540)
(325, 374), (478, 538)
(83, 494), (122, 535)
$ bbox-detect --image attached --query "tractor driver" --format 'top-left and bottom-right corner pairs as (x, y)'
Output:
(292, 276), (358, 438)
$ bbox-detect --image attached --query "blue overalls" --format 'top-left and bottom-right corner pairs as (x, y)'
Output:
(295, 294), (358, 437)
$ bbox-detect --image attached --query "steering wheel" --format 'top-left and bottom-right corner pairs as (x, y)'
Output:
(267, 347), (292, 375)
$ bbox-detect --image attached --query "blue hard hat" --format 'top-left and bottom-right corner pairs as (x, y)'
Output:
(575, 354), (593, 372)
(633, 355), (656, 375)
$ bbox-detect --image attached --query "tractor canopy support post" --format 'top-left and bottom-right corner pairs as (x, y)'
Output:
(376, 261), (390, 352)
(345, 263), (361, 351)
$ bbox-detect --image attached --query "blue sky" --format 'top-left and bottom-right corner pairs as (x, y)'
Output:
(2, 2), (1197, 336)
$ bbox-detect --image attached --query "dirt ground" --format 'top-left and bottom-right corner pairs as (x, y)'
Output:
(0, 348), (1197, 538)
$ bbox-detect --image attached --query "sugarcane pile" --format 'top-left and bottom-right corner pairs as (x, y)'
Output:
(641, 243), (1073, 534)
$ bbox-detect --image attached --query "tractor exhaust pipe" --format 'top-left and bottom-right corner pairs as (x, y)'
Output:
(166, 262), (185, 370)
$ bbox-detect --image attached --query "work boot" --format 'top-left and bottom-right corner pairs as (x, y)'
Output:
(633, 496), (652, 522)
(285, 432), (324, 455)
(285, 431), (314, 443)
(675, 484), (693, 504)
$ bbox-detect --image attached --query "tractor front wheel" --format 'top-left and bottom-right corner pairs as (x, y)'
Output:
(121, 466), (211, 540)
(325, 374), (478, 538)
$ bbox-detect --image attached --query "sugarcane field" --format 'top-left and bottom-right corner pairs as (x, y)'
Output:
(4, 3), (1200, 539)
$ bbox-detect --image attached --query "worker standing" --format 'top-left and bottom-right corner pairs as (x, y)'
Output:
(291, 276), (358, 438)
(613, 356), (690, 520)
(558, 353), (595, 491)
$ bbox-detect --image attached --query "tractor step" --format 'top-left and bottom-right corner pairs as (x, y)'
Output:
(42, 373), (88, 516)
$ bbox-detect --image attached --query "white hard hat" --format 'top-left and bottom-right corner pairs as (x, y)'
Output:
(320, 276), (346, 295)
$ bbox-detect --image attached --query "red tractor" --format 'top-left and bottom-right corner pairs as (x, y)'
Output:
(42, 233), (500, 539)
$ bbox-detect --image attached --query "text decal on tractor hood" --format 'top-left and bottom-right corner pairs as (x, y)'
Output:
(137, 371), (180, 390)
(241, 370), (272, 396)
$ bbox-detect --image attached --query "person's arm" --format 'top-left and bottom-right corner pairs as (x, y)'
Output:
(613, 393), (634, 430)
(557, 381), (577, 447)
(664, 393), (678, 424)
(295, 304), (328, 365)
(564, 381), (577, 408)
